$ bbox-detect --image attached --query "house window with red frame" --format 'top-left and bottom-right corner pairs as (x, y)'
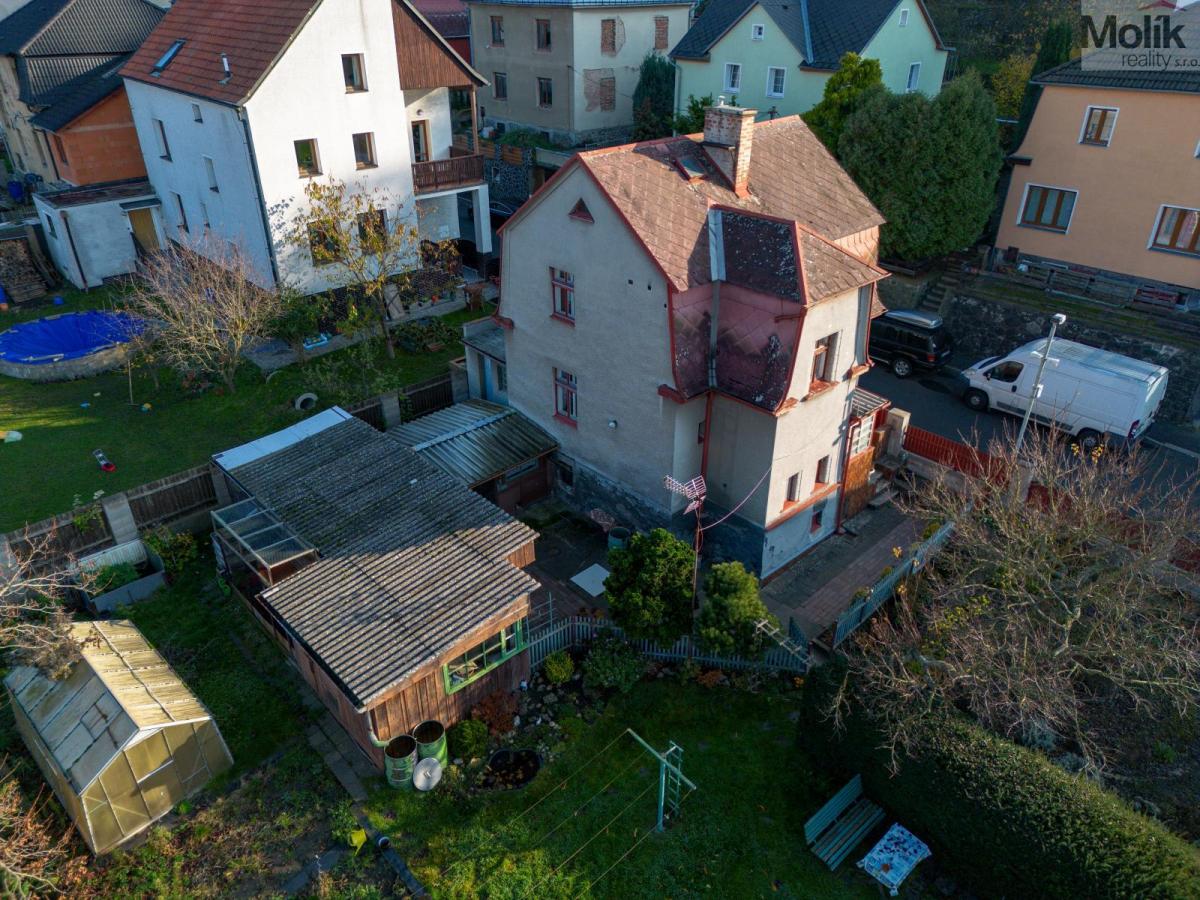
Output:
(810, 501), (826, 533)
(551, 267), (575, 321)
(554, 368), (578, 423)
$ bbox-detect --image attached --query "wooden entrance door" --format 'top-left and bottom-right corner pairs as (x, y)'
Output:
(127, 208), (160, 253)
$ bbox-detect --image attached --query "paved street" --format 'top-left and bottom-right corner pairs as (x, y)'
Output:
(861, 366), (1200, 485)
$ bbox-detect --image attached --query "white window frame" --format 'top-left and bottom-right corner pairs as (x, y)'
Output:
(1147, 204), (1200, 256)
(905, 62), (921, 93)
(1078, 105), (1119, 147)
(1016, 182), (1079, 235)
(751, 23), (765, 41)
(766, 66), (786, 98)
(724, 62), (741, 93)
(899, 8), (910, 26)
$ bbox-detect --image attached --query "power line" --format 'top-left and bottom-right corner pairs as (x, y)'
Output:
(528, 753), (647, 847)
(520, 777), (660, 899)
(573, 786), (698, 899)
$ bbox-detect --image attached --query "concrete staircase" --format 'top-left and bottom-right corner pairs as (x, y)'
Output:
(918, 268), (964, 314)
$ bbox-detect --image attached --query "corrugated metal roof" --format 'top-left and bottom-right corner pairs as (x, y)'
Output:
(27, 56), (128, 129)
(227, 417), (539, 711)
(462, 317), (506, 362)
(389, 400), (558, 487)
(4, 621), (215, 792)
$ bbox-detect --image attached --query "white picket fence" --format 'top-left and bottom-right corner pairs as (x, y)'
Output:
(528, 616), (809, 674)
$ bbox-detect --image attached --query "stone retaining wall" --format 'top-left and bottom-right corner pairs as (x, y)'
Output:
(0, 340), (135, 382)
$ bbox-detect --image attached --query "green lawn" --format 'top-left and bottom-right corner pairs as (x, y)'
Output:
(366, 681), (882, 899)
(0, 288), (484, 532)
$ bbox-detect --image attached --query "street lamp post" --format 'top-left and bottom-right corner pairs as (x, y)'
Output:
(1014, 312), (1067, 452)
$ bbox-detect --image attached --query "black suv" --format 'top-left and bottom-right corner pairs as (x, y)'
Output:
(868, 310), (954, 378)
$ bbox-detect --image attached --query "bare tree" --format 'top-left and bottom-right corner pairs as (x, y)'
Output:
(0, 768), (85, 895)
(836, 429), (1200, 773)
(126, 239), (281, 393)
(1, 531), (93, 680)
(279, 177), (459, 358)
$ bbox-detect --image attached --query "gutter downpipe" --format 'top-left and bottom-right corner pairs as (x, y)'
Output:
(236, 106), (281, 287)
(60, 210), (89, 290)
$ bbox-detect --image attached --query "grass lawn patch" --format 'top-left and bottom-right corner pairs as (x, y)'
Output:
(0, 292), (485, 531)
(114, 563), (311, 774)
(366, 681), (882, 899)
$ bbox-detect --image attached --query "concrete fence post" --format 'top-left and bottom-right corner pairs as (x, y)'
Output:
(380, 392), (404, 429)
(885, 408), (911, 457)
(210, 465), (232, 508)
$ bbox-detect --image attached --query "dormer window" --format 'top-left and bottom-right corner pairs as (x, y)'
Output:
(152, 39), (185, 75)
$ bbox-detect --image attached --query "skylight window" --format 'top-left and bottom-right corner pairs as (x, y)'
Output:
(152, 39), (185, 75)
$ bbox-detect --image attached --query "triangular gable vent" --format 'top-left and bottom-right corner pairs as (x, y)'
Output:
(569, 199), (594, 223)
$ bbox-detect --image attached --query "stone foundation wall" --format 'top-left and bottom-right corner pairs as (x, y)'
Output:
(944, 294), (1200, 425)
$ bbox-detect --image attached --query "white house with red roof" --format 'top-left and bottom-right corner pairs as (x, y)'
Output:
(470, 103), (892, 577)
(120, 0), (492, 293)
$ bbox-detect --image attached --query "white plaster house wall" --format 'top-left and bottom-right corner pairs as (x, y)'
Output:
(34, 194), (158, 288)
(245, 0), (419, 294)
(501, 164), (679, 512)
(124, 82), (274, 284)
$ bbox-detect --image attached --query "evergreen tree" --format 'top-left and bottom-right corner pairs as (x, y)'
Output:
(1013, 19), (1073, 148)
(696, 562), (776, 658)
(839, 71), (1000, 262)
(673, 93), (714, 134)
(632, 53), (676, 141)
(604, 528), (694, 647)
(802, 52), (884, 152)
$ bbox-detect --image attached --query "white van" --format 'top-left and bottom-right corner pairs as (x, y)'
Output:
(961, 339), (1168, 449)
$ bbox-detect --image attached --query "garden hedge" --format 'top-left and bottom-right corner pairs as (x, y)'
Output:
(799, 667), (1200, 899)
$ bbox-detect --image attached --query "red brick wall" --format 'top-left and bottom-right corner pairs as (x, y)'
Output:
(51, 88), (147, 186)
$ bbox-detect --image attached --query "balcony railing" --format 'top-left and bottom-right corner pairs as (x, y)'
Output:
(412, 152), (484, 194)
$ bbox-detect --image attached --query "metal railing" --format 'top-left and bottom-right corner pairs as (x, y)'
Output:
(832, 520), (955, 648)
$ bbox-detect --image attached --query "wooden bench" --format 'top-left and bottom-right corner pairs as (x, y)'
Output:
(804, 775), (885, 870)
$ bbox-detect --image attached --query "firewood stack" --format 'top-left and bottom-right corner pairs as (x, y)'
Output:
(0, 237), (48, 303)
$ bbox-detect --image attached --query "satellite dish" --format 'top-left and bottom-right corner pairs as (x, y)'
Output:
(413, 757), (443, 792)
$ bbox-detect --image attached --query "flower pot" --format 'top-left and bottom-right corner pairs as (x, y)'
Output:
(607, 527), (632, 551)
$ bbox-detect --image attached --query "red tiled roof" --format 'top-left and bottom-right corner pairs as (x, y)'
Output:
(121, 0), (321, 105)
(574, 116), (885, 292)
(798, 228), (885, 304)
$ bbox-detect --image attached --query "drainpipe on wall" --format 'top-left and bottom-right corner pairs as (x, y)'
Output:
(60, 211), (89, 290)
(236, 107), (281, 287)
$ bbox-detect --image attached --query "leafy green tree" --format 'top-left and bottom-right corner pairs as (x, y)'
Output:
(632, 53), (675, 141)
(839, 71), (1001, 262)
(1013, 19), (1073, 147)
(604, 528), (694, 646)
(802, 52), (884, 151)
(270, 287), (329, 361)
(696, 562), (777, 658)
(990, 52), (1034, 120)
(673, 93), (714, 134)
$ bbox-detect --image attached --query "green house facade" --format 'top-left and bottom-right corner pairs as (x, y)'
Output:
(671, 0), (949, 122)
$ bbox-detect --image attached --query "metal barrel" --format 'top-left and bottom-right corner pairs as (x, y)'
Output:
(384, 735), (417, 789)
(413, 720), (448, 766)
(607, 527), (631, 551)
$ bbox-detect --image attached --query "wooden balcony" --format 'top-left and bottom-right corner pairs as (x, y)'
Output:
(412, 152), (484, 195)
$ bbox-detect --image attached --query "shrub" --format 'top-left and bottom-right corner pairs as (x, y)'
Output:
(582, 632), (644, 695)
(90, 562), (140, 596)
(543, 650), (574, 685)
(800, 666), (1200, 899)
(696, 562), (774, 658)
(471, 690), (518, 736)
(677, 658), (701, 683)
(559, 717), (586, 742)
(448, 719), (489, 760)
(696, 669), (724, 689)
(142, 527), (198, 576)
(604, 528), (694, 647)
(329, 798), (358, 846)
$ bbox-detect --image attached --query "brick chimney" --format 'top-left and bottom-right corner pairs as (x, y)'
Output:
(702, 100), (756, 197)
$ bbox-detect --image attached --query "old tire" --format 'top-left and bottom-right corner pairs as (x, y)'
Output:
(891, 356), (914, 378)
(1074, 428), (1103, 453)
(963, 388), (988, 412)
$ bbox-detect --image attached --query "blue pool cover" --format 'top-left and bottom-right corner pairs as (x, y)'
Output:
(0, 311), (148, 364)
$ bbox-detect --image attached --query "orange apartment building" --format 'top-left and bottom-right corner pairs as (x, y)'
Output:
(994, 60), (1200, 309)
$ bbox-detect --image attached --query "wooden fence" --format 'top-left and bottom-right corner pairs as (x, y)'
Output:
(404, 373), (454, 418)
(528, 616), (809, 674)
(125, 465), (218, 529)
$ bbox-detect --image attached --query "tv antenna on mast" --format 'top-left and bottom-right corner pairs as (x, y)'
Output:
(664, 474), (707, 605)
